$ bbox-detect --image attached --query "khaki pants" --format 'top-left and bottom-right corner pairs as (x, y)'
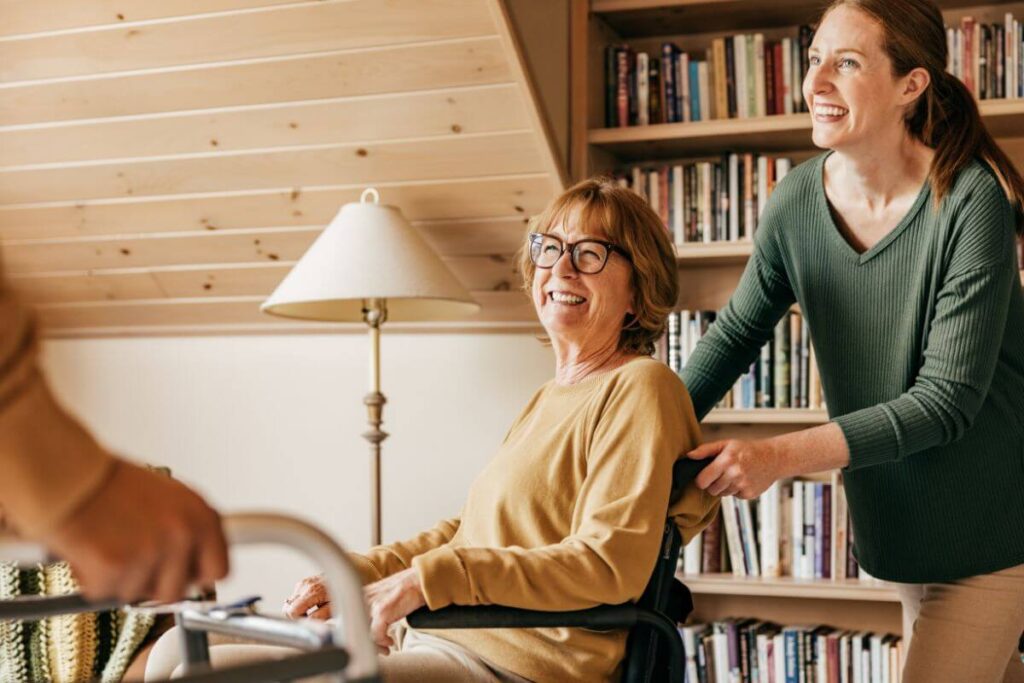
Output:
(144, 621), (531, 683)
(895, 562), (1024, 683)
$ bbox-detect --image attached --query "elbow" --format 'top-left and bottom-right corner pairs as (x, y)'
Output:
(906, 380), (985, 446)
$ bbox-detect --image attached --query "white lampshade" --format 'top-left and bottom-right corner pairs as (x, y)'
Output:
(261, 189), (479, 322)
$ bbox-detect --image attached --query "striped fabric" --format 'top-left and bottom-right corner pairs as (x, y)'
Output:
(0, 561), (154, 682)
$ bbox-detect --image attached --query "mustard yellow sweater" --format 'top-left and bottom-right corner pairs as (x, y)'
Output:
(352, 357), (719, 682)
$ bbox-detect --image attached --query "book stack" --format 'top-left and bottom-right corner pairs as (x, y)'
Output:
(680, 474), (862, 581)
(604, 28), (814, 127)
(615, 155), (792, 244)
(947, 13), (1024, 100)
(663, 309), (824, 411)
(678, 619), (903, 683)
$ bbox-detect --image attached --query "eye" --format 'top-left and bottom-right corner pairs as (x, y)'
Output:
(809, 55), (821, 66)
(839, 58), (859, 70)
(542, 243), (561, 255)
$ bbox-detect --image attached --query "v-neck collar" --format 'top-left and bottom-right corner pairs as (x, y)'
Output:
(816, 151), (932, 265)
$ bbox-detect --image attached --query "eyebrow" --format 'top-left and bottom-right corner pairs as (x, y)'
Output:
(808, 47), (868, 57)
(548, 230), (604, 241)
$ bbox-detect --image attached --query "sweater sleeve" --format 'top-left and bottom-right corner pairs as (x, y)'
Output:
(681, 207), (796, 419)
(411, 367), (719, 611)
(834, 178), (1018, 470)
(348, 518), (461, 584)
(0, 280), (116, 538)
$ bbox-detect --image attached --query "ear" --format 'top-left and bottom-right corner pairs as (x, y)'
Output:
(901, 66), (931, 106)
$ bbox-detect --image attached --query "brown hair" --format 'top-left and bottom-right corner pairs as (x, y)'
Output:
(517, 177), (678, 356)
(820, 0), (1024, 233)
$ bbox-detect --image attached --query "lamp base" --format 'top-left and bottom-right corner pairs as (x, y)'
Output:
(362, 391), (387, 548)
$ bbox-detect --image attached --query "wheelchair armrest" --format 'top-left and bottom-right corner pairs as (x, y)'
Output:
(406, 603), (641, 630)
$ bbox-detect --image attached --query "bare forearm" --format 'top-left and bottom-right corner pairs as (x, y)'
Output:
(766, 422), (850, 478)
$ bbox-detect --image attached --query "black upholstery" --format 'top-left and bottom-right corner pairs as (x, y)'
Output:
(407, 456), (712, 683)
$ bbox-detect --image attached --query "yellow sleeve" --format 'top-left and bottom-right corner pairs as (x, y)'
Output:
(412, 365), (719, 610)
(0, 285), (116, 538)
(349, 518), (461, 584)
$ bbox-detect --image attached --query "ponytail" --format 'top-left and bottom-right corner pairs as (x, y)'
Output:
(914, 69), (1024, 233)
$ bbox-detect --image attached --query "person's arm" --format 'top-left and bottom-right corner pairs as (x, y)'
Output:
(0, 279), (228, 601)
(681, 208), (796, 419)
(410, 368), (719, 612)
(283, 518), (461, 619)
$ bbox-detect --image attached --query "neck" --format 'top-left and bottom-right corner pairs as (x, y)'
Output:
(552, 337), (631, 385)
(829, 130), (934, 209)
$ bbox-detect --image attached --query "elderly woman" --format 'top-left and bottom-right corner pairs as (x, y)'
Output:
(145, 178), (718, 683)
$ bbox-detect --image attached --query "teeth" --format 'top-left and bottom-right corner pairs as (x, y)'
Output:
(815, 105), (848, 117)
(550, 292), (585, 304)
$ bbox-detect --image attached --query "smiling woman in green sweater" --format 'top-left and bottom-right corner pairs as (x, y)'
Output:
(681, 1), (1024, 681)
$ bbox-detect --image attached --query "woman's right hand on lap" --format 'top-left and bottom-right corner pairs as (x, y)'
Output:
(283, 574), (331, 620)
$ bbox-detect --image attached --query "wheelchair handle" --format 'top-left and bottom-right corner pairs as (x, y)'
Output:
(0, 512), (379, 681)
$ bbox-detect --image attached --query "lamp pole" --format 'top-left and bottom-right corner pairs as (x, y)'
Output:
(361, 297), (388, 547)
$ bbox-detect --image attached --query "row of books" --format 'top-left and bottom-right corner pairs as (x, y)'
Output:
(678, 619), (903, 683)
(948, 14), (1024, 100)
(665, 310), (825, 411)
(605, 12), (1024, 129)
(614, 155), (792, 245)
(680, 474), (860, 580)
(604, 28), (814, 126)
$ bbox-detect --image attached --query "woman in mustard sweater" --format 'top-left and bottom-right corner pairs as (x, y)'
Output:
(145, 180), (719, 682)
(680, 1), (1024, 681)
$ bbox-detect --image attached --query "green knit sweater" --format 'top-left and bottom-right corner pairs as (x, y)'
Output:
(681, 152), (1024, 583)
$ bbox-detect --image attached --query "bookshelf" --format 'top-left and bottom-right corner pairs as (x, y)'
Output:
(571, 0), (1024, 644)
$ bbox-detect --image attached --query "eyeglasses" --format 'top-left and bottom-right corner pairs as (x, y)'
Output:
(528, 232), (631, 275)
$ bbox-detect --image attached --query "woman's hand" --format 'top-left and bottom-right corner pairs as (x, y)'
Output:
(283, 574), (331, 620)
(364, 568), (427, 653)
(686, 438), (785, 499)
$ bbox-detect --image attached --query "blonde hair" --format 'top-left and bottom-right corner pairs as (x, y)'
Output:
(517, 177), (678, 355)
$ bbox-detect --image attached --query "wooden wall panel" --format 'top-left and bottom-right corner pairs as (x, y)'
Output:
(0, 84), (529, 166)
(1, 0), (495, 82)
(0, 175), (551, 240)
(0, 37), (510, 126)
(0, 0), (566, 334)
(0, 131), (542, 204)
(0, 0), (307, 37)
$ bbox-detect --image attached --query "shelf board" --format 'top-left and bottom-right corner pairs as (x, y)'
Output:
(675, 240), (754, 266)
(591, 0), (1022, 38)
(589, 99), (1024, 160)
(677, 572), (901, 602)
(704, 408), (828, 424)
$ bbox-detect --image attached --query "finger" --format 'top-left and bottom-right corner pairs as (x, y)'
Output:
(194, 507), (230, 586)
(286, 580), (327, 619)
(687, 441), (728, 459)
(695, 454), (731, 490)
(707, 471), (739, 498)
(152, 533), (192, 604)
(306, 602), (332, 620)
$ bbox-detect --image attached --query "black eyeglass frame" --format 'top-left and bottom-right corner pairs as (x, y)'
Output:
(527, 232), (632, 275)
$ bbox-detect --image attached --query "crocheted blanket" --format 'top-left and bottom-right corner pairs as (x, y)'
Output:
(0, 561), (154, 682)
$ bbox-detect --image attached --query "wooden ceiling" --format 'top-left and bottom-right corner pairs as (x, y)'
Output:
(0, 0), (565, 336)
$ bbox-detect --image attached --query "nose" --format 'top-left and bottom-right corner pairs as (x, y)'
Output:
(806, 63), (834, 99)
(550, 247), (577, 278)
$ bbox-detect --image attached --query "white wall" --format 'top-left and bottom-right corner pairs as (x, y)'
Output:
(41, 332), (553, 609)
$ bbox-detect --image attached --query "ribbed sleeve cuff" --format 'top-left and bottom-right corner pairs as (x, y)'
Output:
(411, 546), (471, 610)
(346, 553), (383, 585)
(833, 407), (901, 471)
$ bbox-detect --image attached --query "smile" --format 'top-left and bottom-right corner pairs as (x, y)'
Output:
(548, 292), (587, 305)
(814, 104), (849, 121)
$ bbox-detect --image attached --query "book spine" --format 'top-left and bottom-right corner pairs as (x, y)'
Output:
(616, 48), (629, 127)
(637, 52), (650, 126)
(754, 33), (767, 117)
(791, 480), (804, 579)
(822, 482), (832, 579)
(679, 51), (690, 122)
(726, 35), (737, 118)
(813, 482), (824, 579)
(735, 35), (748, 118)
(605, 45), (618, 126)
(774, 316), (791, 408)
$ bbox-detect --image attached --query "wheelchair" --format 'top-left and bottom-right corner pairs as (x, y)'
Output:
(0, 457), (710, 682)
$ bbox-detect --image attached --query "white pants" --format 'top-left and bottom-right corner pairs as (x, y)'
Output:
(144, 620), (531, 682)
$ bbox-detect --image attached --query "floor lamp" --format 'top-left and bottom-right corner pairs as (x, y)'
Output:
(261, 189), (479, 546)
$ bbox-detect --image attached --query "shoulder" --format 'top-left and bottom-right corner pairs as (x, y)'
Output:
(940, 159), (1016, 270)
(754, 153), (826, 242)
(599, 358), (693, 413)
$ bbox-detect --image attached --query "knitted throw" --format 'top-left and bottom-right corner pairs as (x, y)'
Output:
(0, 561), (155, 682)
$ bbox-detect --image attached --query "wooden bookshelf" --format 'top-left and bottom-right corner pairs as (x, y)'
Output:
(573, 0), (1024, 637)
(678, 573), (901, 602)
(704, 408), (828, 424)
(591, 0), (1020, 37)
(589, 99), (1024, 159)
